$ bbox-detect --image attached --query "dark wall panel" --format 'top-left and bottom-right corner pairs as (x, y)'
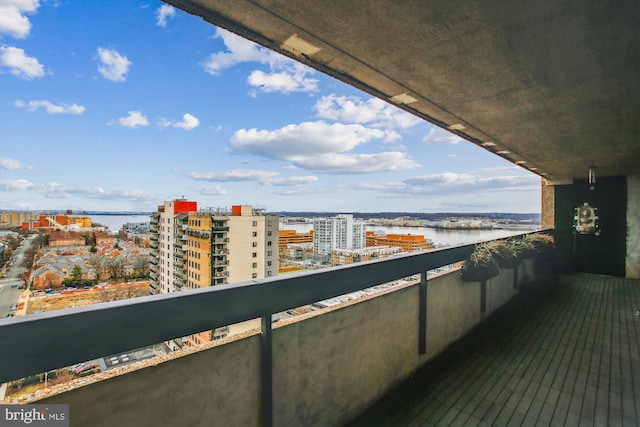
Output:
(554, 176), (627, 277)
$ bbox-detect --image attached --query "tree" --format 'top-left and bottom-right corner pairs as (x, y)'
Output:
(108, 257), (126, 282)
(88, 255), (108, 281)
(71, 264), (83, 281)
(5, 235), (21, 251)
(132, 254), (150, 277)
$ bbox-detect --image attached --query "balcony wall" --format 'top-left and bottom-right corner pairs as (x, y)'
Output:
(34, 261), (536, 427)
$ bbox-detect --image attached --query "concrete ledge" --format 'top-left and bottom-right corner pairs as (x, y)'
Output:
(32, 264), (537, 427)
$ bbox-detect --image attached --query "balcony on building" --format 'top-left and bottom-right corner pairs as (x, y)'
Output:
(1, 1), (639, 427)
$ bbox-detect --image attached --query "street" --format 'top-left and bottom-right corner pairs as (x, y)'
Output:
(0, 235), (35, 318)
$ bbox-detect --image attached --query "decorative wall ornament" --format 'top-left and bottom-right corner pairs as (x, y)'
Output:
(574, 202), (600, 235)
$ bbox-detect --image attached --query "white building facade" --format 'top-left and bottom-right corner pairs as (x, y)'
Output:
(313, 214), (366, 255)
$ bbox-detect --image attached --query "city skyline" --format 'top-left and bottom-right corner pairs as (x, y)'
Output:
(1, 1), (541, 213)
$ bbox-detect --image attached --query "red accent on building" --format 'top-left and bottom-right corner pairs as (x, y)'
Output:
(231, 205), (242, 216)
(174, 201), (197, 214)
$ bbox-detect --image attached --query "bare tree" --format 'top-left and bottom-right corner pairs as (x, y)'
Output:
(132, 254), (150, 277)
(108, 256), (126, 282)
(88, 255), (109, 281)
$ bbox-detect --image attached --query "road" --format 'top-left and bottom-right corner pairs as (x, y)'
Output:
(0, 234), (35, 318)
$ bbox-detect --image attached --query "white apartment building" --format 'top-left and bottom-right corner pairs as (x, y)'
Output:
(313, 214), (366, 255)
(150, 199), (197, 295)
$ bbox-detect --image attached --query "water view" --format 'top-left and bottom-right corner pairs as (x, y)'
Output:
(91, 214), (533, 247)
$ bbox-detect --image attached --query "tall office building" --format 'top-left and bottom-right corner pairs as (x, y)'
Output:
(313, 214), (366, 255)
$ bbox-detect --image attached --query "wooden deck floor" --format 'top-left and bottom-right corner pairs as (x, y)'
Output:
(348, 273), (640, 427)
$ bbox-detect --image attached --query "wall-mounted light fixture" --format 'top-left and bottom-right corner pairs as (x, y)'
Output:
(588, 164), (596, 190)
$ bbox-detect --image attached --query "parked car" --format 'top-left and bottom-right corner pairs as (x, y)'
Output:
(74, 363), (97, 374)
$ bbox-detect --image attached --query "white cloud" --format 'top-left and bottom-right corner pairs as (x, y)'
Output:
(422, 126), (464, 145)
(186, 169), (319, 187)
(0, 0), (40, 39)
(232, 121), (385, 158)
(0, 178), (157, 201)
(0, 157), (30, 170)
(292, 152), (420, 174)
(354, 171), (540, 198)
(202, 28), (277, 75)
(14, 99), (85, 114)
(194, 185), (228, 196)
(114, 111), (148, 128)
(155, 4), (175, 28)
(0, 45), (44, 79)
(171, 113), (200, 130)
(230, 121), (419, 174)
(314, 95), (421, 129)
(247, 62), (318, 94)
(97, 47), (131, 82)
(265, 176), (319, 186)
(0, 178), (33, 190)
(187, 169), (279, 182)
(202, 28), (318, 94)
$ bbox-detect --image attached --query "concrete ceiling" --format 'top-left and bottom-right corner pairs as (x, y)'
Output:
(166, 0), (640, 183)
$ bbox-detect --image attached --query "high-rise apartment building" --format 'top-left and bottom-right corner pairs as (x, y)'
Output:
(150, 199), (197, 295)
(313, 214), (366, 255)
(185, 205), (279, 290)
(151, 202), (278, 292)
(150, 202), (279, 346)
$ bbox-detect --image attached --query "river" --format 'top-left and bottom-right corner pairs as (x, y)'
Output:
(89, 215), (151, 232)
(281, 223), (532, 247)
(89, 215), (534, 247)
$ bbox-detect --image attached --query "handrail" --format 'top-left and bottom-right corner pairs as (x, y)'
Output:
(0, 230), (548, 383)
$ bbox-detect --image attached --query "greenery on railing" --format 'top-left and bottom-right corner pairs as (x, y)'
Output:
(460, 233), (554, 281)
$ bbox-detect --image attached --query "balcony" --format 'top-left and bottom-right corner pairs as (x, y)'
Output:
(188, 230), (210, 239)
(213, 238), (229, 244)
(0, 231), (586, 425)
(213, 270), (230, 278)
(213, 226), (230, 232)
(212, 259), (229, 266)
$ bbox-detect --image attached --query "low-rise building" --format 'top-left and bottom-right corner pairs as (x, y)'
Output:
(48, 231), (86, 247)
(331, 246), (402, 266)
(366, 231), (433, 251)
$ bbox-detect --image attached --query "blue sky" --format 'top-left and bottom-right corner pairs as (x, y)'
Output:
(0, 0), (541, 213)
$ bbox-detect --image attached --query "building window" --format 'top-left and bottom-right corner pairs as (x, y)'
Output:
(252, 242), (257, 247)
(252, 231), (257, 237)
(252, 273), (257, 279)
(267, 231), (272, 236)
(267, 221), (273, 226)
(267, 241), (272, 246)
(267, 251), (272, 256)
(267, 261), (272, 266)
(253, 221), (257, 226)
(267, 271), (272, 276)
(252, 252), (257, 258)
(252, 262), (257, 268)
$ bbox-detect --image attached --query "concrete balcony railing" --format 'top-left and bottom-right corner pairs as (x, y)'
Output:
(0, 231), (549, 427)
